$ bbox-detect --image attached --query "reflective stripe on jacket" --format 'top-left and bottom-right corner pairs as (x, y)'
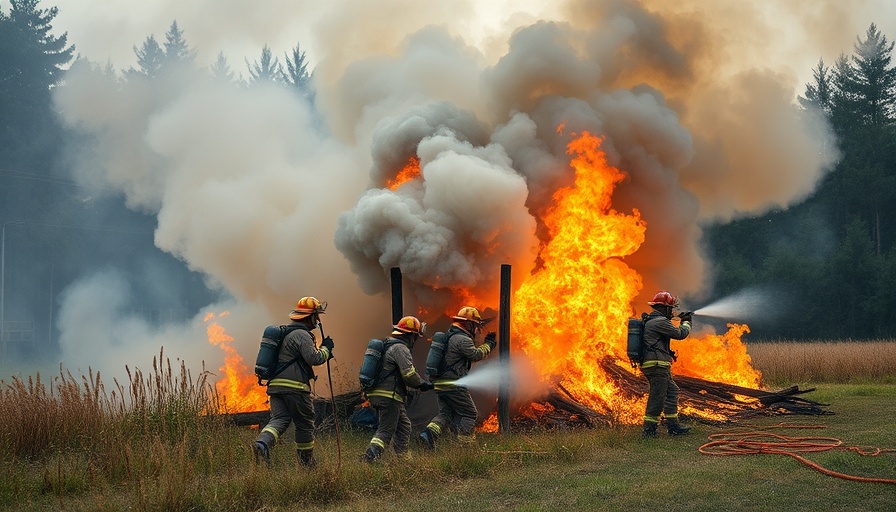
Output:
(267, 323), (330, 395)
(367, 338), (426, 403)
(642, 310), (690, 365)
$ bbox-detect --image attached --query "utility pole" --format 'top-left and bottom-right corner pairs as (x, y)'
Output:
(1, 221), (24, 358)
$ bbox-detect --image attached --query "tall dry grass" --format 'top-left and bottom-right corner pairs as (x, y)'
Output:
(0, 349), (244, 510)
(747, 340), (896, 385)
(3, 342), (895, 510)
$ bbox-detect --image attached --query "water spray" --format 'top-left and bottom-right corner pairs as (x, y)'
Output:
(692, 287), (783, 322)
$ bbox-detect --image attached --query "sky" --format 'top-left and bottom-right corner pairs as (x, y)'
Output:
(3, 0), (895, 389)
(36, 0), (894, 90)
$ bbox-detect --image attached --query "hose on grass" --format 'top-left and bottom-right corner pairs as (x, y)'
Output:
(699, 423), (896, 484)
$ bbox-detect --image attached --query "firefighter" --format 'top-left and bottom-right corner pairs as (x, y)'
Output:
(640, 290), (692, 437)
(253, 296), (334, 467)
(362, 316), (434, 463)
(419, 306), (496, 449)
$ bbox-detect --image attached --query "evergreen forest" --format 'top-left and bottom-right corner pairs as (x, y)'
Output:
(2, 0), (896, 365)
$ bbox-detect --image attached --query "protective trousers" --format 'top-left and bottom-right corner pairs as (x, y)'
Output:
(256, 392), (315, 452)
(427, 387), (478, 441)
(368, 395), (412, 459)
(641, 365), (679, 423)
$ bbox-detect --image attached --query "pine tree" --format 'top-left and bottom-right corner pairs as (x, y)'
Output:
(850, 23), (896, 126)
(210, 52), (235, 84)
(0, 0), (74, 102)
(246, 45), (282, 85)
(162, 20), (196, 68)
(130, 35), (164, 79)
(0, 0), (74, 169)
(284, 43), (312, 95)
(798, 58), (833, 115)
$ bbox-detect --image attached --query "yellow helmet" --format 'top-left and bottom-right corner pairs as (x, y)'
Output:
(452, 306), (482, 325)
(289, 296), (327, 320)
(392, 316), (426, 336)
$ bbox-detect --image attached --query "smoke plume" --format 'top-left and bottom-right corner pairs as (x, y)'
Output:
(35, 0), (859, 388)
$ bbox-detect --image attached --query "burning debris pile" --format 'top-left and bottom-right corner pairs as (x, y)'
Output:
(210, 133), (833, 431)
(509, 357), (831, 431)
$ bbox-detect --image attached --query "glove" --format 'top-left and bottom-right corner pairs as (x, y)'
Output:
(321, 336), (335, 359)
(484, 331), (497, 350)
(419, 381), (435, 391)
(678, 312), (693, 323)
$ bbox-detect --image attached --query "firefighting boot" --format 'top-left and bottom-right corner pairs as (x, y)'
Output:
(667, 421), (691, 436)
(642, 422), (658, 438)
(666, 414), (690, 435)
(297, 448), (317, 468)
(419, 425), (438, 451)
(253, 441), (271, 466)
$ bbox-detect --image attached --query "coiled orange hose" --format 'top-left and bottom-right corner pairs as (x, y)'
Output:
(699, 423), (896, 484)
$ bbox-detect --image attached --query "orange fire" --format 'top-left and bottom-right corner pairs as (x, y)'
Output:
(511, 131), (761, 425)
(205, 312), (269, 413)
(386, 156), (421, 190)
(207, 131), (762, 425)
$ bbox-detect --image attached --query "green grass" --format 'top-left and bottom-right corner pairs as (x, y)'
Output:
(2, 359), (895, 512)
(7, 384), (895, 512)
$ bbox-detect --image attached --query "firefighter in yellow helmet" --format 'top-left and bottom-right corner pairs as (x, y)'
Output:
(253, 297), (334, 467)
(640, 291), (692, 438)
(419, 306), (496, 449)
(362, 315), (434, 463)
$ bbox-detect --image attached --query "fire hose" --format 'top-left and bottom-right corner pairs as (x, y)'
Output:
(698, 423), (896, 484)
(317, 322), (342, 470)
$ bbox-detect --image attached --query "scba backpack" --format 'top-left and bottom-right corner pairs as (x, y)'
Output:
(358, 338), (399, 391)
(254, 324), (307, 385)
(426, 330), (459, 378)
(626, 313), (648, 368)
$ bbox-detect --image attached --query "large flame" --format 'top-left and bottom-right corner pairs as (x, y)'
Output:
(208, 132), (761, 423)
(205, 311), (269, 413)
(512, 131), (761, 425)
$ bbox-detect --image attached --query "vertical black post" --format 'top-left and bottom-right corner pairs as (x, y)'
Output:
(498, 264), (511, 434)
(390, 267), (403, 325)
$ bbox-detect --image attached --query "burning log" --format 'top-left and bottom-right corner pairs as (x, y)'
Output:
(600, 357), (830, 422)
(508, 357), (832, 430)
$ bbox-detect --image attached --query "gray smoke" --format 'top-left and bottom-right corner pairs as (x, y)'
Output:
(29, 0), (869, 387)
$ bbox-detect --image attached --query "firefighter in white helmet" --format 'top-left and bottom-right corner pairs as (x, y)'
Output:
(253, 297), (334, 467)
(362, 316), (434, 463)
(419, 306), (496, 449)
(641, 291), (692, 438)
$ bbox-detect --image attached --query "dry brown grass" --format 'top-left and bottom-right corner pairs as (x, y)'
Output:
(746, 340), (896, 385)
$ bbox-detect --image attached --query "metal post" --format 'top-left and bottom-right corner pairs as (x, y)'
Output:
(498, 264), (512, 434)
(390, 267), (403, 324)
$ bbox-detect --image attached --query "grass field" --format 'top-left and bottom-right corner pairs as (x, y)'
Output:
(2, 344), (896, 511)
(746, 340), (896, 385)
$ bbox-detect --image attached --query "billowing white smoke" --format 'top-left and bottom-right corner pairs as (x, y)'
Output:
(325, 0), (839, 310)
(44, 0), (842, 389)
(335, 115), (539, 311)
(50, 65), (386, 388)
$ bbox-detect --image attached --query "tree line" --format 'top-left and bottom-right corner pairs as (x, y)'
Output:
(4, 0), (896, 346)
(703, 24), (896, 340)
